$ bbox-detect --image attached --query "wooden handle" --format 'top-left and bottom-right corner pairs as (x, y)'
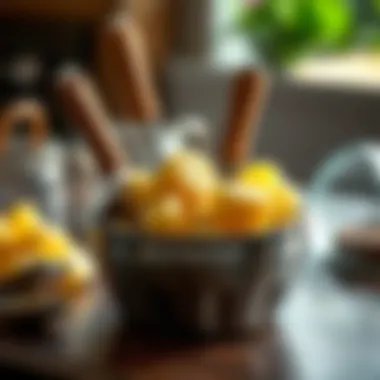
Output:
(220, 69), (269, 172)
(0, 99), (48, 153)
(98, 15), (161, 123)
(55, 66), (125, 175)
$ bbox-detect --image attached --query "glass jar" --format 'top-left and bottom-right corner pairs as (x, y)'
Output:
(309, 141), (380, 284)
(65, 141), (101, 239)
(0, 99), (67, 224)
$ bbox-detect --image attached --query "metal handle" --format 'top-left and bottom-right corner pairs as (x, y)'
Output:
(0, 99), (48, 154)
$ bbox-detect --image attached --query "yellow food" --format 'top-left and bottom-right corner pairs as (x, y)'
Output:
(119, 152), (301, 235)
(237, 160), (282, 188)
(211, 181), (273, 235)
(7, 202), (43, 251)
(152, 150), (219, 220)
(8, 202), (42, 235)
(55, 249), (95, 299)
(271, 182), (301, 227)
(141, 194), (192, 236)
(0, 202), (95, 300)
(122, 168), (154, 216)
(33, 226), (72, 263)
(237, 161), (300, 230)
(0, 217), (21, 255)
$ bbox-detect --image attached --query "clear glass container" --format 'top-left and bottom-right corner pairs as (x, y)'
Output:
(308, 141), (380, 260)
(65, 141), (101, 239)
(0, 99), (102, 238)
(0, 99), (67, 224)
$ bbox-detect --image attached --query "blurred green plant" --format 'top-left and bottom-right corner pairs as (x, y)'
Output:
(237, 0), (380, 68)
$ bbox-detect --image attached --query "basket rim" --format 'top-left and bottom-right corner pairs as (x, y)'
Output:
(103, 223), (282, 245)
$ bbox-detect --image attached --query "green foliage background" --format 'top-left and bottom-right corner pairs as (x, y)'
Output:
(237, 0), (380, 67)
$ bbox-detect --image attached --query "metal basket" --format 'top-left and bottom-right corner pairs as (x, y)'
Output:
(100, 225), (280, 339)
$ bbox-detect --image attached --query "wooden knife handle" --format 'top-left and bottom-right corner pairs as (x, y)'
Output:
(220, 69), (269, 172)
(55, 66), (125, 175)
(99, 15), (161, 123)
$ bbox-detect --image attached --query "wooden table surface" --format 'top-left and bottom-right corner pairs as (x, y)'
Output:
(2, 262), (380, 380)
(108, 331), (286, 380)
(0, 289), (285, 380)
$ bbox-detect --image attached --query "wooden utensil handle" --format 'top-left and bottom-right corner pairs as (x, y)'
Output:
(220, 69), (269, 172)
(0, 99), (48, 153)
(100, 15), (161, 123)
(55, 66), (125, 175)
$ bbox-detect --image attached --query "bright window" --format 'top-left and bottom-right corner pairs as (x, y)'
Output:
(210, 0), (255, 67)
(211, 0), (380, 89)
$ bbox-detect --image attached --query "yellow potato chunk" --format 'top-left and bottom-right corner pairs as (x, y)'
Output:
(0, 210), (40, 281)
(8, 202), (41, 233)
(211, 181), (273, 235)
(55, 249), (95, 300)
(7, 202), (44, 251)
(141, 194), (192, 236)
(238, 162), (301, 229)
(237, 160), (282, 188)
(271, 182), (301, 227)
(153, 150), (219, 220)
(33, 227), (72, 263)
(0, 217), (20, 254)
(122, 168), (154, 216)
(0, 203), (94, 288)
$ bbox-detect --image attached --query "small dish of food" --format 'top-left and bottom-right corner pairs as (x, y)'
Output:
(0, 202), (96, 334)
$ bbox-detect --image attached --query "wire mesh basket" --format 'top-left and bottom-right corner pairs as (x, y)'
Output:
(100, 224), (281, 339)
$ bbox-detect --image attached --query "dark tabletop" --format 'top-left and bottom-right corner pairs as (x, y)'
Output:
(111, 335), (279, 380)
(0, 289), (285, 380)
(2, 196), (380, 379)
(2, 263), (380, 380)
